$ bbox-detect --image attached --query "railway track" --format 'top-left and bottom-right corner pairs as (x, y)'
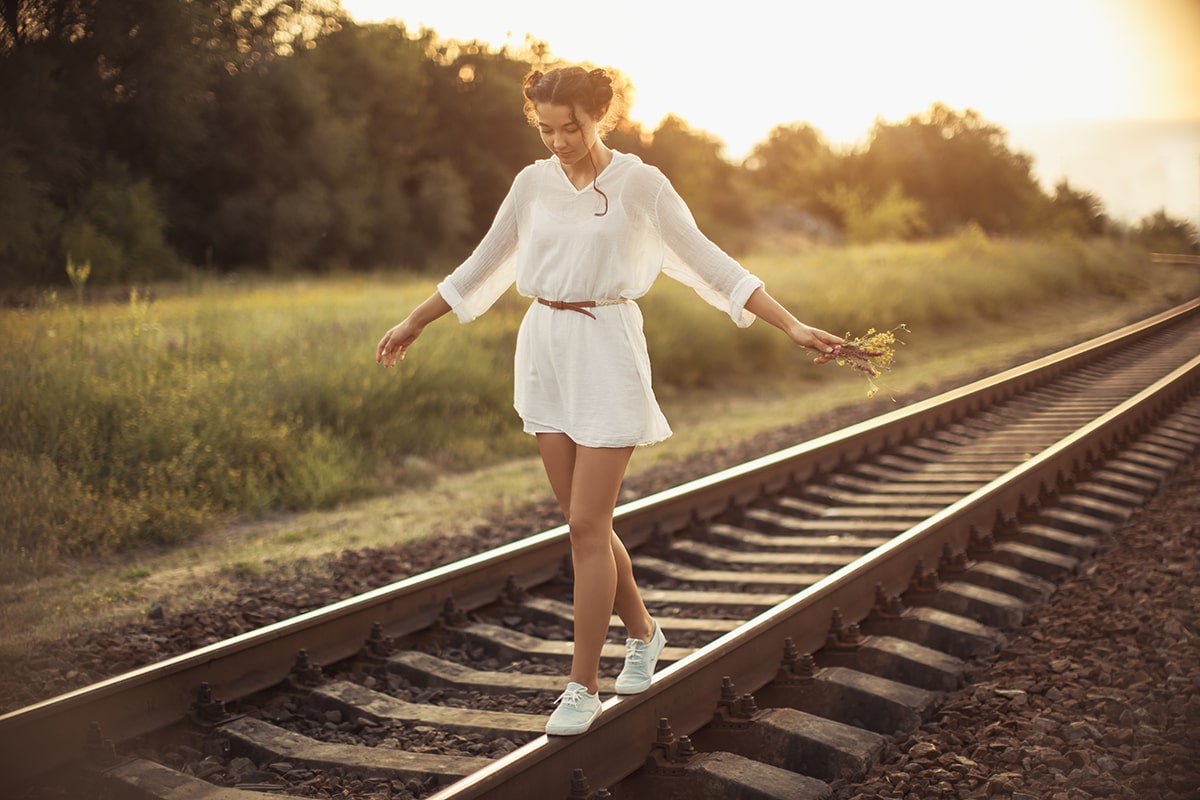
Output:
(5, 298), (1200, 800)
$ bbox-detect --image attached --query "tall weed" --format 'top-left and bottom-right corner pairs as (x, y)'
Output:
(1, 238), (1193, 579)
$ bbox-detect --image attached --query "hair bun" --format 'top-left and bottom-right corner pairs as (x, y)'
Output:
(523, 70), (545, 90)
(588, 68), (613, 102)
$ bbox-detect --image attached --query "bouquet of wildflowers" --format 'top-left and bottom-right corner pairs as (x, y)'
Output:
(831, 324), (909, 398)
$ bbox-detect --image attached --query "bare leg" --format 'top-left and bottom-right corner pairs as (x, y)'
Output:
(609, 532), (655, 642)
(537, 433), (653, 693)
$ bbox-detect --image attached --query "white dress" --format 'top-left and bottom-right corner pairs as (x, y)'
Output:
(437, 151), (764, 448)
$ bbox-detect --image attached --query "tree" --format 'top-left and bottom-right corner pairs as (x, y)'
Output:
(1131, 210), (1200, 255)
(641, 114), (754, 253)
(1047, 180), (1107, 237)
(61, 158), (177, 282)
(744, 123), (839, 216)
(0, 135), (62, 286)
(420, 40), (547, 255)
(0, 0), (91, 50)
(0, 1), (111, 284)
(856, 104), (1048, 236)
(0, 0), (353, 284)
(822, 182), (927, 243)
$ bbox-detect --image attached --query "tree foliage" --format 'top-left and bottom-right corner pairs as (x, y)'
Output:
(853, 103), (1047, 237)
(745, 123), (840, 219)
(629, 114), (755, 253)
(823, 182), (927, 244)
(0, 2), (1190, 288)
(1048, 180), (1108, 237)
(1131, 210), (1200, 255)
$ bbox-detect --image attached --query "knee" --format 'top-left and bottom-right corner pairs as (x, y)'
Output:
(567, 516), (611, 555)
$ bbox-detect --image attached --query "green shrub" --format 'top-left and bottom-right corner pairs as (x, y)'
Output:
(61, 165), (179, 284)
(2, 237), (1195, 577)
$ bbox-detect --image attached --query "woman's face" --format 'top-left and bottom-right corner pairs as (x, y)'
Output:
(535, 102), (599, 166)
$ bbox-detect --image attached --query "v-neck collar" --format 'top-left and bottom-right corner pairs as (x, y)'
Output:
(552, 150), (621, 194)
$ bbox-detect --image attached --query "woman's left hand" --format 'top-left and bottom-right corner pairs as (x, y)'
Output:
(790, 323), (843, 364)
(742, 288), (842, 365)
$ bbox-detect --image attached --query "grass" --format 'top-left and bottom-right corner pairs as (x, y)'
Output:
(1, 233), (1198, 658)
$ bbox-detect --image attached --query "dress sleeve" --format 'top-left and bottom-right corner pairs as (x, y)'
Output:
(437, 172), (523, 323)
(653, 176), (764, 327)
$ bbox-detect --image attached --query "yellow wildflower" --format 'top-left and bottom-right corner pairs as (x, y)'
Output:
(832, 324), (909, 399)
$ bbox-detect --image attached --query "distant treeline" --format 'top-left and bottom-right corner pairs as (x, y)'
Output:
(2, 0), (1197, 289)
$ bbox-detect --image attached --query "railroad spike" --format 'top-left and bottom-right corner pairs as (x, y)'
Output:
(439, 596), (471, 628)
(566, 767), (590, 799)
(290, 648), (323, 686)
(719, 676), (737, 705)
(827, 614), (864, 651)
(872, 583), (905, 619)
(778, 643), (819, 682)
(907, 561), (926, 593)
(85, 721), (118, 766)
(908, 559), (939, 593)
(500, 575), (528, 605)
(676, 735), (698, 761)
(1017, 493), (1038, 521)
(362, 621), (396, 658)
(190, 681), (231, 725)
(720, 497), (748, 525)
(1039, 480), (1059, 510)
(923, 568), (940, 591)
(712, 678), (743, 726)
(968, 525), (995, 557)
(940, 543), (968, 574)
(778, 637), (819, 681)
(781, 636), (801, 668)
(649, 521), (676, 549)
(993, 510), (1017, 539)
(650, 717), (679, 764)
(654, 717), (676, 746)
(826, 608), (846, 647)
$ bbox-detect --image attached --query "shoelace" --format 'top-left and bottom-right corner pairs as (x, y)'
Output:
(555, 686), (589, 708)
(624, 638), (648, 665)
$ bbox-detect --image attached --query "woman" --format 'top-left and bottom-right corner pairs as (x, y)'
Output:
(376, 65), (842, 736)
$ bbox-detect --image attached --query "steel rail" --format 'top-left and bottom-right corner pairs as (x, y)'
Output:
(1, 297), (1197, 788)
(427, 350), (1200, 800)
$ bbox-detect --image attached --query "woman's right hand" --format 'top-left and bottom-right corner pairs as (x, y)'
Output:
(375, 290), (453, 368)
(376, 319), (423, 368)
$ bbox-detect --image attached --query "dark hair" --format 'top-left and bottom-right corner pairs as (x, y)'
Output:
(523, 66), (617, 216)
(522, 66), (618, 136)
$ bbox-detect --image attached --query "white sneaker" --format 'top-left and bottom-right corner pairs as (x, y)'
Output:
(545, 682), (602, 735)
(614, 622), (666, 694)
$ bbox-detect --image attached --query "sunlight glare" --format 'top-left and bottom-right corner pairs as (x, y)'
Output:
(339, 0), (1190, 155)
(341, 0), (1200, 224)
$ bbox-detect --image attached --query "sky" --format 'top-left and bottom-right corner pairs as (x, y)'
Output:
(340, 0), (1200, 226)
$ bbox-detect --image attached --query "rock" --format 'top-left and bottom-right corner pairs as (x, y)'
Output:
(908, 742), (940, 760)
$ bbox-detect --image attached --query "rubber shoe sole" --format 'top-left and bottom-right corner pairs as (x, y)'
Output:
(545, 683), (602, 735)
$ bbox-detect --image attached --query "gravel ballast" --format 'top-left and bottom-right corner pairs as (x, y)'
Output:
(830, 455), (1200, 800)
(2, 408), (1197, 800)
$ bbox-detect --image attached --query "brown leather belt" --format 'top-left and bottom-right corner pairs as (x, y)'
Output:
(536, 297), (625, 320)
